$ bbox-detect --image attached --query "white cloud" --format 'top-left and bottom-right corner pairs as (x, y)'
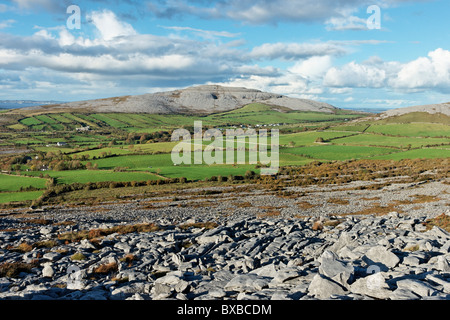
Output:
(324, 61), (387, 88)
(160, 26), (240, 40)
(0, 19), (15, 29)
(325, 15), (369, 31)
(289, 56), (333, 79)
(391, 48), (450, 92)
(323, 48), (450, 94)
(249, 42), (347, 60)
(87, 10), (137, 41)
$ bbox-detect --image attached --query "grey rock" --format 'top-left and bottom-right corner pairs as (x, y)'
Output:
(42, 252), (61, 262)
(364, 246), (400, 270)
(111, 283), (145, 300)
(395, 279), (436, 297)
(224, 274), (270, 293)
(402, 255), (421, 267)
(425, 274), (450, 294)
(80, 239), (97, 250)
(152, 283), (173, 299)
(40, 226), (55, 235)
(307, 274), (347, 299)
(318, 250), (354, 285)
(209, 289), (227, 298)
(114, 242), (132, 254)
(437, 255), (450, 272)
(250, 264), (279, 278)
(389, 288), (421, 300)
(350, 273), (391, 299)
(174, 280), (190, 293)
(42, 263), (54, 278)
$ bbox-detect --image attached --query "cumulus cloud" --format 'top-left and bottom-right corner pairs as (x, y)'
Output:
(391, 48), (450, 92)
(324, 61), (388, 88)
(87, 10), (137, 41)
(289, 56), (333, 79)
(323, 49), (450, 93)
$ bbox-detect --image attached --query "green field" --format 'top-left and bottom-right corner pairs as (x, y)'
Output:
(0, 190), (45, 204)
(370, 148), (450, 160)
(279, 131), (355, 146)
(284, 145), (396, 161)
(1, 104), (449, 205)
(332, 133), (450, 148)
(0, 174), (47, 192)
(23, 170), (161, 185)
(366, 123), (450, 137)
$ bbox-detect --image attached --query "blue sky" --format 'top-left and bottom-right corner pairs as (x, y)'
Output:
(0, 0), (449, 110)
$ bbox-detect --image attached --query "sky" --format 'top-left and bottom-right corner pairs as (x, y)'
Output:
(0, 0), (449, 110)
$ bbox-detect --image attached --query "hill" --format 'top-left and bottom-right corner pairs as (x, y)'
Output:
(10, 85), (338, 116)
(377, 102), (450, 119)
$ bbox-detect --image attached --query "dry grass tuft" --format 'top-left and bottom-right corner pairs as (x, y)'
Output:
(296, 201), (316, 209)
(58, 223), (163, 243)
(345, 203), (404, 216)
(24, 218), (53, 225)
(8, 242), (33, 253)
(0, 261), (37, 278)
(327, 198), (350, 205)
(235, 201), (253, 208)
(424, 213), (450, 232)
(178, 222), (219, 230)
(257, 210), (281, 218)
(93, 262), (118, 275)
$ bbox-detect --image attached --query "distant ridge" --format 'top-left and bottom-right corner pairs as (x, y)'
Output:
(0, 100), (66, 109)
(379, 102), (450, 118)
(15, 85), (338, 115)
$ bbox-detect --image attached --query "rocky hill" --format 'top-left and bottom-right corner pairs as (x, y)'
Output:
(378, 102), (450, 118)
(17, 85), (338, 115)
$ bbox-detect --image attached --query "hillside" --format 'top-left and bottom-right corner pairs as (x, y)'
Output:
(377, 102), (450, 119)
(9, 85), (338, 116)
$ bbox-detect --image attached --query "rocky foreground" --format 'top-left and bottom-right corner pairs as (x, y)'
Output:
(0, 180), (449, 300)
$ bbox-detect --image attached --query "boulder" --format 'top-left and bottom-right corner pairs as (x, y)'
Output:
(224, 274), (270, 293)
(307, 274), (347, 299)
(350, 272), (391, 299)
(363, 246), (400, 271)
(318, 250), (354, 286)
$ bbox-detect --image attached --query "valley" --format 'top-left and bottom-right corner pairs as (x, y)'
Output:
(0, 86), (449, 302)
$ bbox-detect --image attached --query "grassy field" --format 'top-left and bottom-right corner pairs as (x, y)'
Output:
(1, 104), (449, 205)
(332, 133), (449, 148)
(278, 131), (355, 146)
(23, 170), (162, 185)
(0, 174), (47, 192)
(366, 123), (450, 137)
(370, 148), (450, 160)
(9, 103), (364, 133)
(0, 190), (45, 204)
(283, 145), (396, 161)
